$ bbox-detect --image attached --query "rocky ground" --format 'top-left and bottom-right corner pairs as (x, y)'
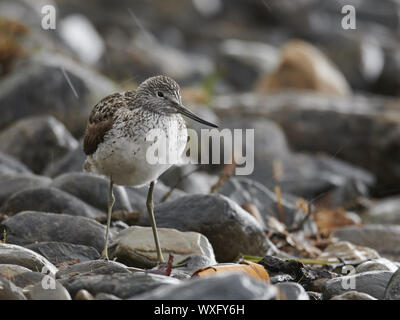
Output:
(1, 0), (400, 300)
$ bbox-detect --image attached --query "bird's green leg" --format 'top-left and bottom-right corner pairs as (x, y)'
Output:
(101, 178), (115, 260)
(147, 181), (164, 263)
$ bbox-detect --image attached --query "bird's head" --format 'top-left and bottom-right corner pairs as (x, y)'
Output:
(135, 75), (218, 128)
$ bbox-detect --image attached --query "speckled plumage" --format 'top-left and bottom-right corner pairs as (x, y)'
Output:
(83, 75), (187, 186)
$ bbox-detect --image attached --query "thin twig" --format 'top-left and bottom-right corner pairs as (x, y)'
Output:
(274, 186), (285, 223)
(210, 160), (237, 194)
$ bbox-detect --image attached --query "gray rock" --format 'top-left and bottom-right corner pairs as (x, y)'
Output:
(59, 272), (180, 299)
(26, 281), (71, 300)
(0, 152), (32, 176)
(74, 289), (95, 300)
(11, 271), (46, 288)
(363, 196), (400, 224)
(276, 282), (309, 300)
(109, 226), (216, 268)
(129, 32), (213, 83)
(356, 258), (398, 273)
(218, 39), (279, 90)
(334, 224), (400, 260)
(50, 172), (132, 212)
(1, 211), (109, 253)
(212, 92), (400, 195)
(126, 180), (186, 212)
(131, 273), (276, 300)
(25, 242), (100, 265)
(160, 165), (218, 195)
(221, 118), (290, 180)
(56, 260), (130, 279)
(0, 174), (52, 206)
(43, 141), (86, 177)
(173, 254), (216, 276)
(219, 177), (316, 232)
(384, 268), (400, 300)
(219, 115), (373, 200)
(331, 291), (377, 300)
(95, 292), (122, 300)
(318, 241), (380, 261)
(0, 264), (31, 278)
(0, 52), (118, 136)
(139, 194), (273, 262)
(0, 116), (78, 173)
(0, 243), (57, 274)
(0, 277), (26, 300)
(307, 291), (322, 300)
(322, 270), (393, 300)
(1, 187), (104, 219)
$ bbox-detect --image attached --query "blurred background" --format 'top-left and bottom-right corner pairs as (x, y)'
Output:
(1, 0), (400, 233)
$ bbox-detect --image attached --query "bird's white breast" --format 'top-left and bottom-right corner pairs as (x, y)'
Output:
(86, 108), (188, 187)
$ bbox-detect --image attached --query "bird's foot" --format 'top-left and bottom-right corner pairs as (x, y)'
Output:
(100, 248), (110, 261)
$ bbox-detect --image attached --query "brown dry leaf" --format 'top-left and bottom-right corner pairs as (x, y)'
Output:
(314, 207), (361, 235)
(0, 17), (28, 75)
(192, 260), (270, 283)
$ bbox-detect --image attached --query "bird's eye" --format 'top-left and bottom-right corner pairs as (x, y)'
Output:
(157, 91), (164, 97)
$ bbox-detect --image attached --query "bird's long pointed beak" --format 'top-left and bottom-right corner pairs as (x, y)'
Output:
(175, 104), (218, 128)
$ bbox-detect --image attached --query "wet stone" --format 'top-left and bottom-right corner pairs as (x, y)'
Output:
(43, 141), (86, 178)
(0, 264), (31, 278)
(219, 177), (316, 233)
(25, 242), (100, 265)
(130, 273), (276, 300)
(363, 196), (400, 225)
(331, 291), (377, 300)
(334, 224), (400, 261)
(160, 164), (218, 195)
(0, 53), (118, 136)
(0, 152), (32, 176)
(0, 243), (57, 274)
(126, 180), (186, 212)
(1, 187), (104, 219)
(50, 172), (132, 213)
(56, 260), (130, 279)
(0, 115), (78, 173)
(356, 258), (398, 273)
(0, 174), (52, 207)
(26, 280), (72, 300)
(172, 255), (216, 277)
(11, 271), (46, 288)
(59, 272), (181, 299)
(139, 194), (274, 262)
(212, 92), (398, 195)
(318, 241), (380, 261)
(95, 292), (121, 300)
(322, 270), (393, 300)
(307, 291), (322, 300)
(1, 211), (110, 253)
(384, 268), (400, 300)
(109, 226), (216, 268)
(0, 276), (26, 300)
(74, 289), (94, 300)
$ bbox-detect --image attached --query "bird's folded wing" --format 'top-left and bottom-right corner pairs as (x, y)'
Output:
(83, 91), (135, 155)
